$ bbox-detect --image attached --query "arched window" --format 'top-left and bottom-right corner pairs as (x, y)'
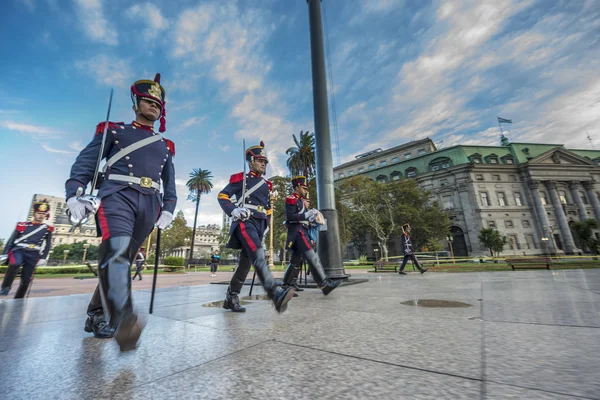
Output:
(390, 171), (402, 181)
(429, 157), (452, 172)
(406, 167), (417, 178)
(376, 174), (388, 183)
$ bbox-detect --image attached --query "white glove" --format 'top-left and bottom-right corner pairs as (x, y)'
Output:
(231, 207), (251, 221)
(67, 197), (95, 221)
(37, 259), (47, 266)
(156, 211), (174, 230)
(304, 209), (319, 222)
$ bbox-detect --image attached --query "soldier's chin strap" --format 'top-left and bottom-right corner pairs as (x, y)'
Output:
(133, 96), (161, 123)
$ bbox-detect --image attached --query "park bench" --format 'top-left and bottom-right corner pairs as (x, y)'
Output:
(373, 260), (397, 272)
(505, 257), (551, 271)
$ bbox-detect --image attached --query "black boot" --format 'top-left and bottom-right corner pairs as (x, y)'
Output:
(1, 264), (19, 296)
(97, 237), (141, 350)
(14, 283), (30, 299)
(303, 249), (341, 296)
(282, 264), (302, 297)
(223, 289), (246, 312)
(269, 285), (296, 313)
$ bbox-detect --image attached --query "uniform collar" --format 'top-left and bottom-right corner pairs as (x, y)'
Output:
(132, 121), (154, 132)
(249, 171), (262, 178)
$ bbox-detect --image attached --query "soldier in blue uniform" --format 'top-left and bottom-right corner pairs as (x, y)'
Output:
(1, 199), (53, 298)
(217, 142), (295, 313)
(282, 176), (341, 295)
(65, 73), (177, 351)
(398, 223), (428, 275)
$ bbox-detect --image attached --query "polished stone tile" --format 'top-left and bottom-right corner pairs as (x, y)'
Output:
(0, 316), (268, 399)
(115, 341), (481, 400)
(484, 321), (600, 398)
(484, 382), (583, 399)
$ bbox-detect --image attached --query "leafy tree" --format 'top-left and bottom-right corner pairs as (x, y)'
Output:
(571, 219), (599, 254)
(338, 177), (450, 260)
(49, 241), (99, 261)
(0, 238), (4, 254)
(186, 168), (214, 260)
(218, 224), (237, 259)
(286, 130), (316, 179)
(478, 228), (507, 258)
(161, 211), (192, 257)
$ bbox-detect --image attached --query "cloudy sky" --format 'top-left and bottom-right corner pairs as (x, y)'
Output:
(1, 0), (599, 239)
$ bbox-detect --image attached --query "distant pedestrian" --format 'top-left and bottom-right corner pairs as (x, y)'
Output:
(398, 223), (427, 275)
(210, 250), (220, 277)
(132, 247), (145, 281)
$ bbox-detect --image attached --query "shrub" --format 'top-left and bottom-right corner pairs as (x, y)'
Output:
(163, 256), (184, 266)
(358, 254), (368, 264)
(147, 253), (156, 265)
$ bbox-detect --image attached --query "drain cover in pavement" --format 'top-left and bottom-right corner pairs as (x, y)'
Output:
(203, 294), (270, 307)
(401, 299), (472, 308)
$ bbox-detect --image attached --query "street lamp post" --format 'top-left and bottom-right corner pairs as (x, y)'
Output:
(374, 248), (379, 261)
(269, 190), (278, 269)
(541, 237), (549, 256)
(446, 236), (455, 263)
(82, 243), (90, 263)
(63, 249), (70, 264)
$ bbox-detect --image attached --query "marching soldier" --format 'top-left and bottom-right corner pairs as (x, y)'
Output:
(132, 247), (145, 281)
(217, 142), (295, 313)
(0, 199), (53, 298)
(282, 176), (341, 295)
(65, 73), (177, 351)
(398, 223), (428, 274)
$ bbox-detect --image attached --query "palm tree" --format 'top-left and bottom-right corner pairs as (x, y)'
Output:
(186, 168), (214, 263)
(286, 130), (316, 178)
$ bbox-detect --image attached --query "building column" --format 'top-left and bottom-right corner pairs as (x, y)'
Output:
(545, 180), (577, 254)
(583, 181), (600, 223)
(568, 181), (588, 222)
(527, 180), (556, 254)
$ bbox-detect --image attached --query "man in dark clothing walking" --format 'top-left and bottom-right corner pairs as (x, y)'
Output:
(398, 223), (428, 275)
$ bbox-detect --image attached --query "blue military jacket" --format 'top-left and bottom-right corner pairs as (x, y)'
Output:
(3, 222), (53, 259)
(217, 171), (272, 240)
(285, 193), (310, 247)
(65, 121), (177, 214)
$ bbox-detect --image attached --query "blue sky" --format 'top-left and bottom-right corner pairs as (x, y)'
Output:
(1, 0), (599, 239)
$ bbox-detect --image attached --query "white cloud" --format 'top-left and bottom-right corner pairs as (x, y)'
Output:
(72, 0), (118, 45)
(171, 3), (296, 176)
(75, 54), (133, 88)
(180, 116), (205, 129)
(126, 3), (169, 42)
(1, 121), (60, 137)
(41, 144), (76, 154)
(68, 141), (85, 151)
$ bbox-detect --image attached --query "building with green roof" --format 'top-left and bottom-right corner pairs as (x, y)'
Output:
(334, 137), (600, 258)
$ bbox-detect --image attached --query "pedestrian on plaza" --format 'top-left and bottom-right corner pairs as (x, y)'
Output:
(132, 247), (145, 281)
(281, 176), (341, 295)
(66, 73), (177, 351)
(217, 141), (295, 313)
(0, 199), (53, 298)
(398, 223), (428, 275)
(210, 249), (220, 277)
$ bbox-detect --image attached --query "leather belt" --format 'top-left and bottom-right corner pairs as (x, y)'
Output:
(108, 174), (160, 190)
(16, 243), (42, 251)
(245, 204), (266, 213)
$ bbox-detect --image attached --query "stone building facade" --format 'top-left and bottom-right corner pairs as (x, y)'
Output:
(334, 138), (600, 257)
(170, 224), (220, 258)
(29, 194), (101, 248)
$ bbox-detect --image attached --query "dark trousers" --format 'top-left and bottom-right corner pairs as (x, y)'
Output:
(399, 253), (424, 272)
(227, 219), (274, 296)
(132, 261), (144, 280)
(210, 263), (219, 273)
(284, 229), (327, 286)
(87, 188), (160, 326)
(1, 250), (38, 298)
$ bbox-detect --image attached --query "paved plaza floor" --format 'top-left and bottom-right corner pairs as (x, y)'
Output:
(1, 269), (599, 399)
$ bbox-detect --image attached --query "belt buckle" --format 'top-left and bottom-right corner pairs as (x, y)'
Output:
(28, 244), (36, 248)
(257, 205), (265, 213)
(140, 177), (153, 188)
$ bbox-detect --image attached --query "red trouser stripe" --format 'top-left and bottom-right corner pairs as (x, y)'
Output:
(8, 252), (15, 265)
(97, 202), (110, 240)
(299, 231), (312, 250)
(239, 222), (257, 252)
